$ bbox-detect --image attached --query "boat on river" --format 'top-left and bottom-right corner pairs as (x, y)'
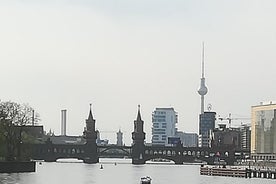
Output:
(140, 176), (152, 184)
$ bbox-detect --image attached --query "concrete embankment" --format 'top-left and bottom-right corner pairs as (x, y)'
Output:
(200, 165), (276, 179)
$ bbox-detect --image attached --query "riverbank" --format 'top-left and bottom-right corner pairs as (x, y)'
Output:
(0, 161), (36, 173)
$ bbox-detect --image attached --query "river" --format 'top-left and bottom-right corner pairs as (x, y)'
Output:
(0, 158), (275, 184)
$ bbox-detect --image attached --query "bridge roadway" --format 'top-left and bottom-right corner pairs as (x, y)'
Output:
(29, 140), (132, 162)
(28, 140), (242, 165)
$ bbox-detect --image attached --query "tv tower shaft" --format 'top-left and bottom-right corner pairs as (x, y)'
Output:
(198, 42), (208, 114)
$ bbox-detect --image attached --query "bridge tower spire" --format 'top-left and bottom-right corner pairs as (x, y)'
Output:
(83, 104), (98, 163)
(132, 105), (146, 164)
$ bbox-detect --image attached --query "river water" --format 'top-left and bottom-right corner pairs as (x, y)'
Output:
(0, 158), (275, 184)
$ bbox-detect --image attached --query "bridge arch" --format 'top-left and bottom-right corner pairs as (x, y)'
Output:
(144, 148), (184, 164)
(144, 156), (180, 164)
(97, 146), (132, 158)
(99, 147), (131, 155)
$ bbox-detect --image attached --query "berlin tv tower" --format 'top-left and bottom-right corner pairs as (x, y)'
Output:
(198, 42), (208, 114)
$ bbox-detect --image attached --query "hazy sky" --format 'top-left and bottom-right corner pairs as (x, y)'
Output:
(1, 0), (276, 145)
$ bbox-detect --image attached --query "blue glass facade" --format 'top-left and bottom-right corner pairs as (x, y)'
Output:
(198, 112), (216, 147)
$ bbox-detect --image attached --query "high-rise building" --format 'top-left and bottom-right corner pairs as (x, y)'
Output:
(240, 124), (251, 151)
(117, 129), (123, 146)
(198, 112), (216, 147)
(251, 103), (276, 155)
(151, 107), (178, 145)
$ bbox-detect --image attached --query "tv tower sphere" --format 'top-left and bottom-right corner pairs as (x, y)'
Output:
(198, 78), (208, 95)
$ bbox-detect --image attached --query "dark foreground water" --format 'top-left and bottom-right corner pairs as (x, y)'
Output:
(0, 158), (275, 184)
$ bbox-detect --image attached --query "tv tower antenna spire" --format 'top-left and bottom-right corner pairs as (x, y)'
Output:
(198, 42), (208, 114)
(202, 42), (205, 78)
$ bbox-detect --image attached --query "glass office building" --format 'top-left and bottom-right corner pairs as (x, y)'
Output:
(198, 112), (216, 147)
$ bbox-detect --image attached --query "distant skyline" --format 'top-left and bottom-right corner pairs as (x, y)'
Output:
(1, 0), (276, 145)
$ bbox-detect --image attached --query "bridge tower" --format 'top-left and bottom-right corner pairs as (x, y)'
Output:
(83, 104), (98, 163)
(132, 105), (146, 164)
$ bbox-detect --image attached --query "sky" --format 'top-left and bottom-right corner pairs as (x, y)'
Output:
(1, 0), (276, 145)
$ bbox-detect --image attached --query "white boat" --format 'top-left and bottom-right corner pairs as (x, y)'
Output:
(140, 176), (152, 184)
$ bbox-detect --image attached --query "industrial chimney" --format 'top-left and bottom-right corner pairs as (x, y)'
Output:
(61, 109), (67, 136)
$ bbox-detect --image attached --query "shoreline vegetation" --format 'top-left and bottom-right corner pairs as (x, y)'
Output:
(0, 100), (40, 173)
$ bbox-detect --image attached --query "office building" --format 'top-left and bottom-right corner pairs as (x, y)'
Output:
(151, 108), (178, 145)
(176, 131), (198, 147)
(198, 112), (216, 147)
(251, 103), (276, 156)
(211, 124), (241, 149)
(240, 124), (251, 151)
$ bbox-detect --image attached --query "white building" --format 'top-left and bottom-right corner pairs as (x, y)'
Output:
(151, 108), (178, 145)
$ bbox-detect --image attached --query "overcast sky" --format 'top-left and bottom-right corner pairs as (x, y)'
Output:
(1, 0), (276, 145)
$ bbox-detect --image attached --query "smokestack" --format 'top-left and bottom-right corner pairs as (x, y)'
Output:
(61, 109), (67, 136)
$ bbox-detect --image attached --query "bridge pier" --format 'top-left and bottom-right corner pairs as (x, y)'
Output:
(83, 158), (98, 164)
(132, 143), (146, 165)
(132, 158), (146, 165)
(83, 142), (98, 164)
(174, 160), (183, 165)
(44, 158), (57, 162)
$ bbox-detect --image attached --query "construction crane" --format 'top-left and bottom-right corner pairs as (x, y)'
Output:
(218, 113), (250, 128)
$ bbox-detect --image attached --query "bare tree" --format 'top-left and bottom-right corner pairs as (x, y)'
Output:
(0, 100), (40, 161)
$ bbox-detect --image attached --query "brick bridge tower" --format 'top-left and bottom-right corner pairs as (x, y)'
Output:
(132, 105), (146, 164)
(83, 104), (98, 163)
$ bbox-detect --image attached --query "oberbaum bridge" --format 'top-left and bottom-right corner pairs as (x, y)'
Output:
(30, 106), (246, 165)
